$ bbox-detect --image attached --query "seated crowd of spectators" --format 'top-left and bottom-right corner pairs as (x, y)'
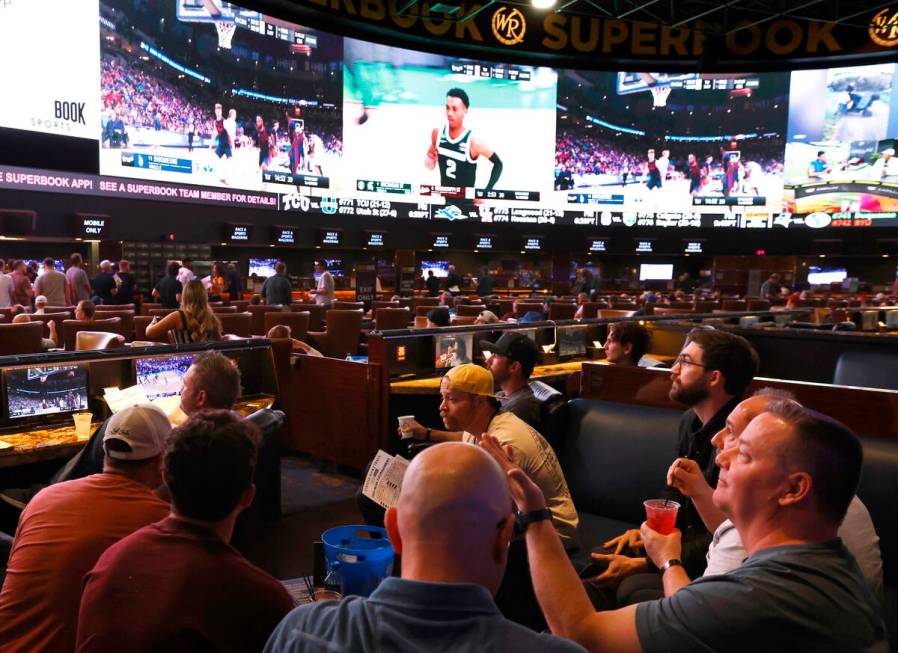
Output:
(0, 326), (887, 651)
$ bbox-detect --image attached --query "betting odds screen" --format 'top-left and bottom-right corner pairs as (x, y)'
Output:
(2, 0), (898, 231)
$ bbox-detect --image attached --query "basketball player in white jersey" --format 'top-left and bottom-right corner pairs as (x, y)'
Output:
(305, 133), (326, 176)
(425, 88), (503, 190)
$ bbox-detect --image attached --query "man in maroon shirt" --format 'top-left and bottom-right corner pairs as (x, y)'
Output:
(10, 260), (33, 307)
(76, 410), (293, 652)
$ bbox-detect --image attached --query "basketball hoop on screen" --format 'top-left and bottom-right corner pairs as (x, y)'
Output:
(651, 86), (671, 108)
(215, 20), (236, 49)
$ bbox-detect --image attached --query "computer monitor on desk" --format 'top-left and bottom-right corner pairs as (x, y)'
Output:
(4, 364), (89, 419)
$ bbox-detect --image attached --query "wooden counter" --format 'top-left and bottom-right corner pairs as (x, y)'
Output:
(390, 360), (588, 395)
(0, 396), (274, 469)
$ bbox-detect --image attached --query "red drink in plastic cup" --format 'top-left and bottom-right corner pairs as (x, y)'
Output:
(644, 499), (680, 535)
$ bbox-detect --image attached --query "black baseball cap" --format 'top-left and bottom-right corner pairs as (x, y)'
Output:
(479, 332), (539, 369)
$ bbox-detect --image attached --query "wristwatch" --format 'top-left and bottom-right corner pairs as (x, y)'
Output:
(659, 559), (683, 574)
(515, 508), (552, 533)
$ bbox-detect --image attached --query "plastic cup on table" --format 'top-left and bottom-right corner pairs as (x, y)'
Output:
(397, 415), (415, 439)
(312, 589), (342, 602)
(644, 499), (680, 535)
(72, 413), (93, 438)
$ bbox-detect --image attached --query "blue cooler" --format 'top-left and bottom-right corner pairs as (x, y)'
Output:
(322, 525), (394, 597)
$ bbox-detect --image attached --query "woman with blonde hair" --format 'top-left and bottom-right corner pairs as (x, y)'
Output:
(146, 279), (222, 343)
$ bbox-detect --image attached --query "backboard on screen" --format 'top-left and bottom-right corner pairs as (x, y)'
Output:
(99, 0), (343, 195)
(556, 70), (788, 220)
(5, 365), (89, 420)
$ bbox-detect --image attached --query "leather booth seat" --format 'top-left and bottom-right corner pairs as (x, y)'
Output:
(558, 398), (898, 648)
(834, 351), (898, 391)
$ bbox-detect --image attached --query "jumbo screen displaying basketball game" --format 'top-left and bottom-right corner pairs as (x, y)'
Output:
(98, 0), (342, 193)
(342, 38), (557, 217)
(5, 365), (89, 420)
(783, 64), (898, 221)
(135, 354), (194, 401)
(555, 70), (790, 219)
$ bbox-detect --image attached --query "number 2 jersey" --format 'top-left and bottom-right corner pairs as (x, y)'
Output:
(437, 125), (477, 187)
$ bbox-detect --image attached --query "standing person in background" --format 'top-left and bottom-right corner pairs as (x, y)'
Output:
(759, 273), (780, 299)
(35, 258), (68, 307)
(91, 260), (116, 305)
(476, 267), (494, 297)
(10, 260), (34, 307)
(152, 261), (183, 310)
(310, 260), (334, 306)
(0, 261), (13, 308)
(424, 269), (441, 297)
(209, 263), (225, 302)
(226, 263), (243, 301)
(261, 262), (292, 306)
(112, 260), (135, 306)
(444, 264), (463, 296)
(66, 253), (93, 304)
(177, 259), (195, 288)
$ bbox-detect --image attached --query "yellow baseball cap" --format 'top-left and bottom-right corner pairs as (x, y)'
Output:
(442, 363), (495, 397)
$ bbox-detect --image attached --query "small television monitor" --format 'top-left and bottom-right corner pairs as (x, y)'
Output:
(27, 259), (65, 273)
(314, 259), (345, 281)
(5, 364), (89, 419)
(635, 240), (654, 253)
(365, 231), (386, 248)
(431, 234), (451, 249)
(421, 260), (450, 278)
(319, 229), (342, 246)
(225, 224), (251, 242)
(249, 258), (279, 277)
(589, 239), (608, 252)
(807, 266), (848, 285)
(557, 326), (587, 357)
(135, 354), (194, 401)
(523, 236), (543, 251)
(273, 226), (296, 245)
(475, 235), (495, 250)
(683, 240), (704, 254)
(434, 334), (473, 369)
(639, 263), (674, 281)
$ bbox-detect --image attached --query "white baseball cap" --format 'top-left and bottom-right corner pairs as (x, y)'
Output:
(35, 295), (47, 304)
(883, 148), (895, 156)
(103, 403), (171, 460)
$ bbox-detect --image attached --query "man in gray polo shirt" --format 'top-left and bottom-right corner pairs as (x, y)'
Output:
(264, 443), (584, 653)
(482, 402), (887, 653)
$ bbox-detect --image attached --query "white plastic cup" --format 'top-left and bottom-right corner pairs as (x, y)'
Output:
(397, 415), (415, 439)
(73, 413), (93, 438)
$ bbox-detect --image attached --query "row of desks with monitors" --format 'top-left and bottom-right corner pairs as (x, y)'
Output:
(0, 340), (283, 476)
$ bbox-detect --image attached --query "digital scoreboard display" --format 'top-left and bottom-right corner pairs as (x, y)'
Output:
(3, 0), (898, 233)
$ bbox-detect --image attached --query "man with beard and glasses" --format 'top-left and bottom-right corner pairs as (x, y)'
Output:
(583, 328), (759, 607)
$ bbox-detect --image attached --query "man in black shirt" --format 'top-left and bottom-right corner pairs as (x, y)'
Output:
(424, 270), (441, 297)
(589, 328), (758, 603)
(261, 261), (292, 306)
(91, 260), (117, 305)
(226, 264), (243, 301)
(112, 259), (136, 305)
(152, 261), (183, 309)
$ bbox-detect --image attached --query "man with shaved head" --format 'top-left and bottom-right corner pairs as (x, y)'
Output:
(263, 442), (585, 653)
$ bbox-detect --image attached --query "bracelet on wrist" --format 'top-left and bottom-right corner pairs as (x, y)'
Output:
(659, 559), (683, 574)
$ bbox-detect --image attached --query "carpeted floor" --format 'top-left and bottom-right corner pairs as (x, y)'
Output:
(246, 455), (364, 581)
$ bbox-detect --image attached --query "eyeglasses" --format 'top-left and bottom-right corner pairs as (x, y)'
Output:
(673, 355), (707, 369)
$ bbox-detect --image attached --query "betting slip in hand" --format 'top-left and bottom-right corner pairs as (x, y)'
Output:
(362, 450), (409, 510)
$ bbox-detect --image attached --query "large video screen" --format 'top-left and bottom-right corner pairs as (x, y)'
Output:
(555, 71), (789, 218)
(783, 64), (898, 219)
(5, 365), (89, 420)
(343, 38), (557, 215)
(98, 0), (342, 193)
(4, 0), (898, 231)
(0, 0), (100, 139)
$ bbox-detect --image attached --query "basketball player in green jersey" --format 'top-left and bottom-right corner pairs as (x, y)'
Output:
(425, 88), (503, 190)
